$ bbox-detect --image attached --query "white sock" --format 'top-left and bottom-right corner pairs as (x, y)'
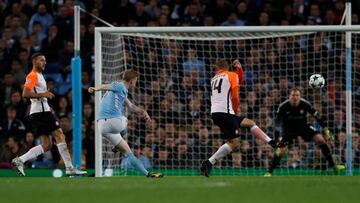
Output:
(251, 125), (272, 142)
(56, 143), (73, 169)
(19, 145), (44, 163)
(208, 143), (232, 165)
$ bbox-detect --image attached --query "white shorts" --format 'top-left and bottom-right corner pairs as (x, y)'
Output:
(98, 116), (128, 146)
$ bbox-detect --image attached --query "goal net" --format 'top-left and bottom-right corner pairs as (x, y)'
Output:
(94, 27), (360, 177)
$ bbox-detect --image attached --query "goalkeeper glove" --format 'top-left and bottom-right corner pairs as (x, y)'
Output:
(323, 127), (334, 143)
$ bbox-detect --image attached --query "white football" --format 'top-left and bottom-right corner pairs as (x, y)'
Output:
(309, 74), (325, 89)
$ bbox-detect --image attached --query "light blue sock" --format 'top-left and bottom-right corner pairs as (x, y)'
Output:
(127, 152), (148, 176)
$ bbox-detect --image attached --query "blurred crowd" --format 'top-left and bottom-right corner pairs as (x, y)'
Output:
(0, 0), (359, 172)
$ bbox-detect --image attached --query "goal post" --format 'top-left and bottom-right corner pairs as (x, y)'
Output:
(94, 25), (360, 177)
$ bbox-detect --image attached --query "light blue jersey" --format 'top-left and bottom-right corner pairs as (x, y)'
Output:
(97, 81), (128, 120)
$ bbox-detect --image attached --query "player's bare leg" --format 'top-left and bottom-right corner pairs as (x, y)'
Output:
(115, 139), (163, 178)
(52, 129), (87, 176)
(240, 118), (276, 148)
(201, 138), (239, 177)
(313, 134), (345, 174)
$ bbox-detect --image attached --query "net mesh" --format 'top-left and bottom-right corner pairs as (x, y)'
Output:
(98, 31), (359, 176)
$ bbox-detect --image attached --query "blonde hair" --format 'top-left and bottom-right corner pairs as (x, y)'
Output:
(122, 69), (139, 82)
(215, 59), (229, 69)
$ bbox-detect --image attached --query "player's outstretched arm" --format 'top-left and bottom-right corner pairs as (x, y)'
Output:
(88, 84), (111, 93)
(124, 98), (151, 122)
(232, 59), (244, 85)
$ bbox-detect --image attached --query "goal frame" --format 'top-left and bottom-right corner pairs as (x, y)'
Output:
(94, 25), (360, 177)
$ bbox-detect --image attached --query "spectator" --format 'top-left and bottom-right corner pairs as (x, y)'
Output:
(55, 96), (71, 118)
(59, 115), (72, 144)
(20, 0), (36, 20)
(18, 48), (30, 72)
(232, 152), (242, 168)
(10, 58), (26, 84)
(83, 102), (94, 125)
(9, 15), (27, 41)
(165, 136), (176, 159)
(143, 48), (160, 82)
(53, 5), (73, 41)
(182, 2), (202, 26)
(175, 142), (192, 168)
(20, 37), (36, 57)
(41, 24), (62, 66)
(307, 3), (322, 24)
(22, 131), (35, 151)
(1, 26), (20, 55)
(145, 0), (160, 20)
(82, 122), (95, 168)
(153, 147), (170, 168)
(159, 97), (179, 124)
(56, 41), (74, 95)
(0, 72), (21, 110)
(154, 125), (165, 144)
(236, 1), (252, 24)
(186, 97), (202, 124)
(5, 89), (27, 120)
(287, 148), (302, 169)
(292, 0), (307, 21)
(28, 3), (53, 36)
(240, 140), (259, 167)
(323, 9), (336, 25)
(258, 11), (270, 26)
(221, 12), (245, 26)
(0, 106), (26, 142)
(203, 15), (215, 26)
(131, 0), (149, 26)
(169, 0), (186, 25)
(0, 136), (26, 168)
(182, 48), (206, 85)
(333, 0), (345, 24)
(330, 109), (346, 135)
(139, 145), (152, 169)
(205, 0), (232, 25)
(193, 127), (212, 161)
(157, 68), (174, 93)
(175, 73), (197, 104)
(4, 2), (29, 28)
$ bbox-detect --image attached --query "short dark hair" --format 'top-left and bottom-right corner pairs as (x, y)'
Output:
(7, 105), (16, 112)
(59, 115), (70, 121)
(31, 52), (44, 61)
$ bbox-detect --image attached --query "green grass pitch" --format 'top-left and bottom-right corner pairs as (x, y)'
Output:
(1, 176), (359, 203)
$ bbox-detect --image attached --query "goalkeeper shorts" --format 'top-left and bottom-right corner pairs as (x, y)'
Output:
(278, 125), (320, 147)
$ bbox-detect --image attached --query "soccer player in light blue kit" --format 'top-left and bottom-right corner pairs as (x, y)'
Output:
(88, 69), (163, 178)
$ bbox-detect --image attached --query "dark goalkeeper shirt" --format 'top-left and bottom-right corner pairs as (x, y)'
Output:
(276, 98), (326, 132)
